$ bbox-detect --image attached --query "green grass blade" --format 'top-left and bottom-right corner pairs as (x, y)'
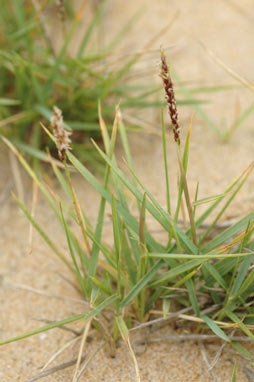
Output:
(14, 195), (73, 271)
(0, 313), (85, 346)
(202, 315), (231, 342)
(150, 259), (207, 287)
(0, 294), (117, 346)
(195, 164), (253, 230)
(230, 255), (253, 298)
(186, 278), (200, 316)
(202, 214), (254, 253)
(92, 140), (198, 254)
(200, 165), (254, 246)
(226, 310), (254, 341)
(148, 253), (253, 260)
(120, 260), (164, 308)
(69, 151), (163, 252)
(59, 204), (86, 294)
(231, 363), (237, 382)
(76, 0), (108, 58)
(161, 108), (171, 216)
(89, 276), (112, 295)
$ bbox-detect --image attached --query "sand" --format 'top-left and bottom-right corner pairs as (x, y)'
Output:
(0, 0), (254, 381)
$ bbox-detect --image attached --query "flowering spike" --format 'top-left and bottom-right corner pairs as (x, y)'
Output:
(159, 48), (181, 145)
(50, 106), (72, 160)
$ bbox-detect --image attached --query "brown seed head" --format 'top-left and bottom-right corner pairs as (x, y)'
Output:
(50, 106), (72, 160)
(159, 48), (180, 145)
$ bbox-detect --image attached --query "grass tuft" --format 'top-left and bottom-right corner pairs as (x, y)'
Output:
(1, 49), (254, 378)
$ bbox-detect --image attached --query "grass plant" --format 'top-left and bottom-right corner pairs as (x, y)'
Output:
(2, 0), (252, 176)
(1, 49), (254, 380)
(0, 0), (164, 166)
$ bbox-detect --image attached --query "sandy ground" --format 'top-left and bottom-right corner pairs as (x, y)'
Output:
(0, 0), (254, 381)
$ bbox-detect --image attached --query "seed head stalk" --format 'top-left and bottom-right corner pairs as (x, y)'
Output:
(160, 49), (197, 245)
(50, 106), (91, 262)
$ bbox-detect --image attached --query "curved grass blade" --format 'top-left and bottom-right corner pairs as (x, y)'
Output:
(202, 315), (231, 342)
(0, 295), (117, 346)
(14, 194), (73, 271)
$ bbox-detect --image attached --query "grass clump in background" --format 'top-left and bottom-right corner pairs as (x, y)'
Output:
(2, 0), (253, 176)
(0, 0), (165, 167)
(1, 49), (254, 381)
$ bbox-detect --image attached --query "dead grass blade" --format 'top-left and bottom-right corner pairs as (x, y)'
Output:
(25, 354), (86, 382)
(3, 281), (89, 306)
(72, 319), (92, 382)
(76, 342), (105, 382)
(41, 336), (81, 371)
(28, 180), (38, 255)
(8, 149), (24, 203)
(200, 41), (254, 91)
(130, 307), (192, 331)
(116, 316), (140, 382)
(199, 341), (219, 382)
(147, 334), (253, 343)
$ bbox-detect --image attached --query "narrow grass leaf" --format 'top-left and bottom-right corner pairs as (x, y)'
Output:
(14, 195), (73, 271)
(120, 260), (164, 308)
(226, 310), (254, 341)
(0, 295), (117, 346)
(231, 363), (237, 382)
(186, 279), (200, 316)
(150, 259), (207, 287)
(116, 316), (140, 382)
(202, 213), (254, 253)
(202, 315), (231, 342)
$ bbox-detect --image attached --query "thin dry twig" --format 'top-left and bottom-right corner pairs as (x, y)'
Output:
(0, 178), (13, 206)
(200, 41), (254, 91)
(27, 180), (38, 255)
(243, 367), (254, 382)
(3, 280), (89, 306)
(199, 341), (219, 382)
(0, 111), (29, 128)
(8, 149), (24, 203)
(208, 329), (237, 371)
(146, 334), (253, 343)
(130, 306), (192, 331)
(41, 336), (81, 371)
(26, 354), (86, 382)
(76, 341), (105, 382)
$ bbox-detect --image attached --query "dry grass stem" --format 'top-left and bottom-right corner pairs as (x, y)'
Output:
(76, 342), (105, 382)
(72, 319), (92, 382)
(65, 165), (91, 256)
(25, 354), (86, 382)
(130, 307), (192, 331)
(199, 341), (219, 382)
(147, 334), (253, 343)
(8, 150), (24, 203)
(4, 281), (89, 306)
(41, 336), (81, 371)
(0, 111), (30, 128)
(28, 180), (38, 255)
(200, 41), (254, 90)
